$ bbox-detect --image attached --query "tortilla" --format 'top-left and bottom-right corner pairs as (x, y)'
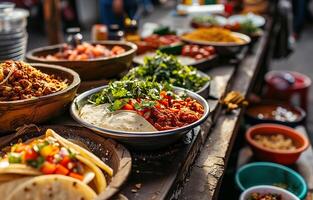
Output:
(77, 155), (107, 193)
(0, 174), (32, 184)
(80, 104), (157, 132)
(0, 177), (32, 197)
(0, 163), (41, 176)
(46, 129), (114, 177)
(6, 175), (97, 200)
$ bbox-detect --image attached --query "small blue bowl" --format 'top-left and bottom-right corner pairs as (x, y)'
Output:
(235, 162), (307, 199)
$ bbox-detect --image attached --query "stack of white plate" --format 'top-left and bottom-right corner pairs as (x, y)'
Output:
(0, 2), (29, 62)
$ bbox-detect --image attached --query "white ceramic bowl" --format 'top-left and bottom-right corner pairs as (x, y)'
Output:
(240, 185), (300, 200)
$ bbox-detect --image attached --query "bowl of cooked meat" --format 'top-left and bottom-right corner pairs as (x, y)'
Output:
(0, 60), (80, 133)
(25, 41), (137, 81)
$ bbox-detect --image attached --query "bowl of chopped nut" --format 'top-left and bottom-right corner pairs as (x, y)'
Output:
(245, 124), (309, 165)
(0, 60), (80, 133)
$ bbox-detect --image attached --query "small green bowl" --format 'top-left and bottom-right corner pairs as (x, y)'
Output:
(235, 162), (307, 199)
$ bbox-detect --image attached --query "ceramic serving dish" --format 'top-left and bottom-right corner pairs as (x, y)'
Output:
(26, 41), (137, 81)
(246, 124), (309, 165)
(70, 86), (210, 150)
(181, 32), (251, 55)
(133, 51), (218, 70)
(239, 185), (299, 200)
(245, 101), (306, 127)
(235, 162), (307, 199)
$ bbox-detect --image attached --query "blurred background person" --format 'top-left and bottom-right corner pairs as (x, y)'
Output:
(99, 0), (138, 28)
(292, 0), (313, 38)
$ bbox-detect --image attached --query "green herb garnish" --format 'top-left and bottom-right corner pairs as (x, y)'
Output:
(239, 19), (261, 35)
(8, 152), (22, 164)
(193, 15), (219, 25)
(123, 51), (209, 91)
(89, 80), (172, 111)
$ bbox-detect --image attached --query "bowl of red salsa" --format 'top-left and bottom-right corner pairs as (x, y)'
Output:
(70, 80), (210, 150)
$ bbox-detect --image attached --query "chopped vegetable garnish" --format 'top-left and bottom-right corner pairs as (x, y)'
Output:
(3, 136), (85, 180)
(123, 51), (210, 92)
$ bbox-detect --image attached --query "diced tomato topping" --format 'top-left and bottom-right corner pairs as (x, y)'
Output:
(59, 156), (71, 167)
(24, 149), (38, 161)
(55, 164), (70, 175)
(122, 103), (134, 110)
(41, 162), (57, 174)
(46, 156), (54, 163)
(69, 172), (84, 181)
(155, 102), (161, 109)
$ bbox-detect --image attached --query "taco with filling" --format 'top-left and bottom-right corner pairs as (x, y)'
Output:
(0, 129), (113, 196)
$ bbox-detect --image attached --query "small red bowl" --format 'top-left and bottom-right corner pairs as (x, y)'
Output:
(246, 124), (309, 165)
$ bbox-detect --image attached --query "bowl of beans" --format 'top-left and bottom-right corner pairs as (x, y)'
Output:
(26, 41), (137, 81)
(246, 124), (309, 165)
(0, 60), (80, 133)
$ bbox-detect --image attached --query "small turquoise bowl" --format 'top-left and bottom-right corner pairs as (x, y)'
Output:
(235, 162), (307, 199)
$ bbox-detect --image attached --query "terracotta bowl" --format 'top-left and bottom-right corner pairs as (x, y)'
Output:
(0, 63), (80, 133)
(246, 124), (309, 165)
(25, 41), (137, 81)
(245, 101), (306, 127)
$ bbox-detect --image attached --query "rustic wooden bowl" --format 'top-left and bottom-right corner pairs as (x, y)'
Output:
(25, 41), (137, 81)
(0, 63), (80, 133)
(0, 124), (132, 200)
